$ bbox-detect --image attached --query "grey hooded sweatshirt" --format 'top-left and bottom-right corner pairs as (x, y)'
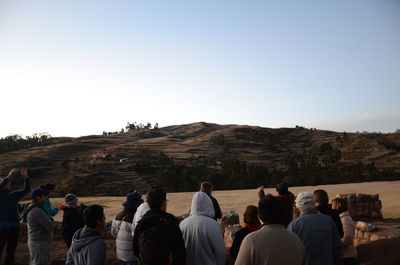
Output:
(180, 191), (226, 265)
(66, 226), (106, 265)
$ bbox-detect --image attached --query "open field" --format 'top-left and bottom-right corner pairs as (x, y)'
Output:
(41, 181), (400, 223)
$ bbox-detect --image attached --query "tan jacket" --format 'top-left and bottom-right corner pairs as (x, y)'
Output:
(340, 211), (357, 258)
(234, 224), (307, 265)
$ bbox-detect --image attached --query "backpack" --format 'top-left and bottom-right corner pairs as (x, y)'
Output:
(21, 202), (39, 223)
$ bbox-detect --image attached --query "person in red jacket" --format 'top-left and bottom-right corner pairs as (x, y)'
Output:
(257, 183), (294, 227)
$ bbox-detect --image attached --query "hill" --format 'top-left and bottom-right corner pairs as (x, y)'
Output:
(1, 122), (400, 196)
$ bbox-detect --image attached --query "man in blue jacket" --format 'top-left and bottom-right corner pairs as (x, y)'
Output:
(0, 167), (31, 265)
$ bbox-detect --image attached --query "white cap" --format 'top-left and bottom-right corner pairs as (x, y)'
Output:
(295, 192), (315, 212)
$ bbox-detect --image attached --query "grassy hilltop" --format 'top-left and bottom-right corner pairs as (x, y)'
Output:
(1, 122), (400, 196)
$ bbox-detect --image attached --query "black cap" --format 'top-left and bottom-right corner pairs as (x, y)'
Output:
(31, 188), (50, 199)
(123, 191), (144, 210)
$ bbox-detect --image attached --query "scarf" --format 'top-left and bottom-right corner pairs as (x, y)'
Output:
(245, 223), (260, 232)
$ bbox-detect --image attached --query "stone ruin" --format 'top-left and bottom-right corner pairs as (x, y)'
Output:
(220, 211), (241, 247)
(336, 193), (383, 220)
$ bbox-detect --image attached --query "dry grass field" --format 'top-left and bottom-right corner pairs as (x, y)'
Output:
(43, 181), (400, 224)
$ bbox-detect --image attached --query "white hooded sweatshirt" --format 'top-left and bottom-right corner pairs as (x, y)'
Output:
(179, 192), (226, 265)
(131, 202), (150, 237)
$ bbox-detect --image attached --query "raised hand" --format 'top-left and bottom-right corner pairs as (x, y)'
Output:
(7, 168), (19, 179)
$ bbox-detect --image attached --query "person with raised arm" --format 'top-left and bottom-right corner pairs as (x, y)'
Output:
(0, 167), (31, 265)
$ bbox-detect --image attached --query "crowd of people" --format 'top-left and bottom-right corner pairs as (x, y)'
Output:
(0, 167), (358, 265)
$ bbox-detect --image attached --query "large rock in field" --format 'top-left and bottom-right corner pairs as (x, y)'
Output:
(336, 193), (383, 220)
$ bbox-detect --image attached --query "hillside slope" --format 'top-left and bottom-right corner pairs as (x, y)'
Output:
(1, 122), (400, 195)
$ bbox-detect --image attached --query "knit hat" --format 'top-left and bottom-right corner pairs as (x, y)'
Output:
(123, 191), (144, 210)
(31, 188), (50, 199)
(65, 194), (78, 205)
(295, 192), (316, 212)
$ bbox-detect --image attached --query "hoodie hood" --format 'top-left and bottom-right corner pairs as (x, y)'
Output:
(190, 192), (215, 218)
(70, 226), (102, 252)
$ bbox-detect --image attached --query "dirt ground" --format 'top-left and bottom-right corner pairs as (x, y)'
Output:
(357, 237), (400, 265)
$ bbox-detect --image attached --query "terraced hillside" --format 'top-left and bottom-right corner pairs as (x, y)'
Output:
(1, 122), (400, 195)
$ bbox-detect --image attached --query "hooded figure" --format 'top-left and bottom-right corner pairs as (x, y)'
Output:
(66, 226), (106, 265)
(179, 192), (226, 265)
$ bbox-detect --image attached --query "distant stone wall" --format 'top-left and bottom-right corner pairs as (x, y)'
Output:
(336, 193), (383, 219)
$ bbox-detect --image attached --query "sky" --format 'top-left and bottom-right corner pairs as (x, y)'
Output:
(0, 0), (399, 137)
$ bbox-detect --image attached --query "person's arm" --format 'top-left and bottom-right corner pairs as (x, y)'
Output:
(257, 186), (265, 201)
(341, 217), (354, 247)
(0, 177), (9, 191)
(171, 223), (187, 265)
(332, 220), (344, 265)
(111, 219), (121, 238)
(44, 199), (59, 217)
(13, 168), (31, 200)
(133, 221), (142, 258)
(66, 248), (75, 265)
(234, 236), (253, 265)
(210, 223), (226, 265)
(213, 197), (222, 219)
(230, 230), (244, 259)
(335, 213), (344, 238)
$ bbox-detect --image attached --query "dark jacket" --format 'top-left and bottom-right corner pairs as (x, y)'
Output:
(133, 208), (186, 265)
(316, 205), (344, 238)
(209, 195), (222, 220)
(276, 194), (294, 227)
(66, 227), (106, 265)
(60, 204), (87, 248)
(0, 178), (31, 229)
(230, 227), (251, 259)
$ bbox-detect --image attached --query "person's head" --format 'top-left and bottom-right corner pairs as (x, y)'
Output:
(147, 188), (167, 211)
(40, 184), (56, 197)
(65, 194), (78, 206)
(243, 205), (260, 225)
(31, 188), (50, 205)
(331, 198), (348, 214)
(83, 205), (106, 231)
(295, 192), (316, 213)
(139, 224), (176, 265)
(123, 191), (144, 211)
(313, 189), (329, 206)
(276, 183), (289, 196)
(200, 181), (213, 195)
(258, 194), (282, 225)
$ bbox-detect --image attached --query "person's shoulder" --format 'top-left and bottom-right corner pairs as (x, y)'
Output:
(235, 227), (250, 237)
(89, 237), (106, 250)
(115, 209), (127, 221)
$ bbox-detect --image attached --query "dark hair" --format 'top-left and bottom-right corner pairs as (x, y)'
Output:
(83, 205), (104, 228)
(40, 184), (55, 191)
(332, 198), (348, 214)
(258, 194), (282, 224)
(146, 188), (167, 209)
(243, 205), (259, 225)
(200, 181), (213, 195)
(139, 224), (176, 265)
(314, 189), (329, 205)
(275, 183), (289, 195)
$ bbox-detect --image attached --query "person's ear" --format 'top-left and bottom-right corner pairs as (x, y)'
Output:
(167, 252), (173, 265)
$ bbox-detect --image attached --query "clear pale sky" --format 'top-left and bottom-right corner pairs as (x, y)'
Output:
(1, 0), (399, 137)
